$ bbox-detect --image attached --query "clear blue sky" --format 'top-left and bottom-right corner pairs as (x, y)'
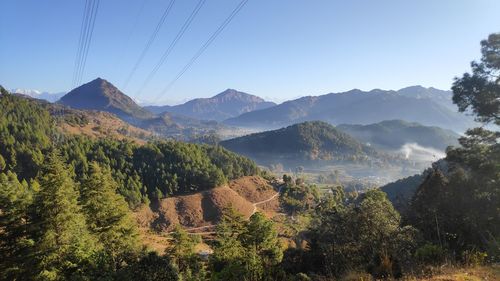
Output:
(1, 0), (499, 104)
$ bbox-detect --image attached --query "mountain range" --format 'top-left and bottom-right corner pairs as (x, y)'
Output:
(56, 78), (245, 140)
(337, 119), (460, 151)
(145, 89), (276, 121)
(49, 78), (472, 145)
(224, 86), (475, 132)
(10, 88), (65, 102)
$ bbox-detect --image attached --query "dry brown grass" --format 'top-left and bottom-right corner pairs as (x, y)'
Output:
(403, 265), (500, 281)
(58, 110), (151, 144)
(133, 176), (282, 252)
(154, 186), (255, 232)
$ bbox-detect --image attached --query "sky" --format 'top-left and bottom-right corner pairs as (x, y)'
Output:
(1, 0), (499, 105)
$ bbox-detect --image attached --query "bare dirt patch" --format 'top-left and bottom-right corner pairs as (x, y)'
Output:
(228, 176), (276, 203)
(153, 186), (255, 232)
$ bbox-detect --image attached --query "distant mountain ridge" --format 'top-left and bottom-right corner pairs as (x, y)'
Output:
(57, 78), (244, 140)
(145, 89), (276, 121)
(224, 86), (475, 132)
(220, 121), (379, 163)
(59, 78), (153, 121)
(10, 88), (65, 102)
(337, 120), (460, 151)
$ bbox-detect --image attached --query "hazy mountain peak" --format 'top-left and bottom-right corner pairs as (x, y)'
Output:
(145, 88), (276, 121)
(337, 119), (460, 151)
(221, 120), (378, 163)
(10, 88), (65, 102)
(12, 88), (41, 95)
(225, 86), (475, 132)
(397, 85), (427, 92)
(211, 89), (266, 102)
(59, 78), (153, 120)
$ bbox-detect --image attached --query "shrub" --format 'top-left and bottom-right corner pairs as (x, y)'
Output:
(462, 249), (488, 266)
(415, 243), (446, 265)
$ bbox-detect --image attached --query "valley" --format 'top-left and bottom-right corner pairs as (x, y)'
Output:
(1, 32), (498, 281)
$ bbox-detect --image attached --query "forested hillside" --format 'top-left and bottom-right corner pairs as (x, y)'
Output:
(337, 120), (460, 151)
(221, 121), (380, 162)
(0, 91), (259, 208)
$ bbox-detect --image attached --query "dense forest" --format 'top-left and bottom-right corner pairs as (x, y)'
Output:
(0, 90), (259, 208)
(219, 121), (409, 171)
(0, 33), (499, 280)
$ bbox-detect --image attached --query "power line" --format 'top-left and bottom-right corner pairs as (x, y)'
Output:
(76, 0), (100, 86)
(72, 0), (100, 87)
(72, 0), (91, 87)
(122, 0), (150, 48)
(135, 0), (206, 98)
(154, 0), (249, 101)
(122, 0), (176, 90)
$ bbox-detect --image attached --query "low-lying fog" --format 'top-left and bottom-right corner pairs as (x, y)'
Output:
(398, 143), (446, 163)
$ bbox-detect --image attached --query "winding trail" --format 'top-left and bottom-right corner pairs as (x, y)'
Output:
(251, 185), (282, 215)
(166, 185), (283, 235)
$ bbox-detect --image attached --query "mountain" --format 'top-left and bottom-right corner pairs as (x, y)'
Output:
(220, 121), (379, 163)
(50, 106), (153, 144)
(145, 89), (276, 121)
(337, 120), (460, 151)
(10, 88), (65, 102)
(224, 86), (476, 132)
(397, 86), (456, 111)
(59, 78), (153, 121)
(137, 111), (226, 140)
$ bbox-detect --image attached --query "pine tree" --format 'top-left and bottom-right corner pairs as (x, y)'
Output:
(166, 225), (204, 280)
(242, 212), (283, 266)
(80, 162), (140, 270)
(33, 151), (96, 280)
(0, 171), (34, 280)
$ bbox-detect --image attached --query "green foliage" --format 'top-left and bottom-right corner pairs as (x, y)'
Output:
(33, 151), (97, 280)
(0, 154), (6, 171)
(211, 208), (283, 281)
(117, 252), (179, 281)
(58, 137), (259, 207)
(462, 249), (488, 266)
(81, 162), (141, 270)
(380, 173), (424, 212)
(415, 243), (446, 265)
(307, 189), (418, 278)
(408, 33), (500, 263)
(0, 171), (34, 280)
(165, 225), (205, 280)
(409, 145), (499, 259)
(452, 33), (500, 126)
(221, 121), (379, 162)
(280, 176), (319, 214)
(0, 94), (53, 179)
(0, 93), (260, 208)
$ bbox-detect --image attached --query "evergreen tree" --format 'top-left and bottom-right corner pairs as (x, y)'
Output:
(409, 33), (500, 261)
(242, 212), (283, 281)
(242, 212), (283, 268)
(33, 151), (96, 280)
(0, 171), (34, 280)
(80, 162), (141, 271)
(119, 252), (179, 281)
(211, 208), (284, 281)
(165, 225), (205, 280)
(308, 189), (417, 278)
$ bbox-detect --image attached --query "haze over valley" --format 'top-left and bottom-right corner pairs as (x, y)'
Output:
(1, 1), (499, 280)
